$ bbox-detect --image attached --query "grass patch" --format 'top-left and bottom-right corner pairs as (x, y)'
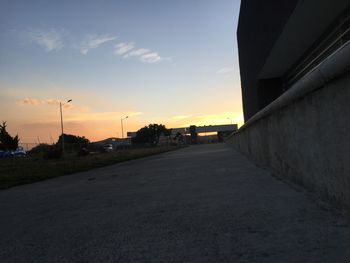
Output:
(0, 146), (181, 189)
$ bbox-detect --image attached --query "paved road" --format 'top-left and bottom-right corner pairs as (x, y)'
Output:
(1, 144), (350, 262)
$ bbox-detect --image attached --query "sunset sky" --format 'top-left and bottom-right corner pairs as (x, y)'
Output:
(0, 0), (242, 143)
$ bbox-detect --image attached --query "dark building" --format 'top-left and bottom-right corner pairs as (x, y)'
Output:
(237, 0), (350, 121)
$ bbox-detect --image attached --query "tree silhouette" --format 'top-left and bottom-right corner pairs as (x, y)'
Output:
(0, 121), (19, 151)
(132, 124), (170, 146)
(56, 134), (90, 145)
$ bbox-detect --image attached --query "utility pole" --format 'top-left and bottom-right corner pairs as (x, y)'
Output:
(60, 102), (64, 151)
(121, 116), (129, 139)
(59, 99), (72, 152)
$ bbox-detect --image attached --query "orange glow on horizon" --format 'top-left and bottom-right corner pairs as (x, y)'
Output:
(4, 89), (244, 143)
(7, 110), (244, 143)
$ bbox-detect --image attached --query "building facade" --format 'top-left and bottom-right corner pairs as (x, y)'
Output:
(238, 0), (350, 121)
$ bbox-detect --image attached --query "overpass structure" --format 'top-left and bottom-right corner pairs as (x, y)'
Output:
(127, 124), (238, 138)
(170, 124), (238, 136)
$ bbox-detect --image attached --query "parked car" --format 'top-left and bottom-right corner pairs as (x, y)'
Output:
(102, 144), (113, 152)
(14, 146), (26, 157)
(0, 150), (14, 158)
(0, 147), (26, 158)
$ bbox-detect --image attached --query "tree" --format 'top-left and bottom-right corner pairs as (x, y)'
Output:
(56, 134), (90, 145)
(0, 121), (19, 151)
(174, 132), (184, 143)
(189, 125), (198, 144)
(132, 124), (171, 146)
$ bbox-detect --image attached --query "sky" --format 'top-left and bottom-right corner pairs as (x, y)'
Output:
(0, 0), (242, 143)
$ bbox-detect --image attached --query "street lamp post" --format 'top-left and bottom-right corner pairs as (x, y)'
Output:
(60, 99), (72, 152)
(121, 116), (129, 139)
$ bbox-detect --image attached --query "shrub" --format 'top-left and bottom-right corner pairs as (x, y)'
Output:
(77, 148), (89, 157)
(29, 144), (52, 155)
(43, 146), (62, 159)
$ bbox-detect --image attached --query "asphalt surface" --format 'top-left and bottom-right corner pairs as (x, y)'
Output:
(1, 144), (350, 262)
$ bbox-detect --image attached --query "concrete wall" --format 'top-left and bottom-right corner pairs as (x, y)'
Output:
(227, 73), (350, 208)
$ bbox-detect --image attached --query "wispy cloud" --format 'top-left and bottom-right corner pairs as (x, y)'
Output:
(114, 41), (168, 64)
(181, 112), (244, 127)
(114, 42), (135, 55)
(217, 67), (234, 74)
(80, 34), (117, 55)
(16, 98), (42, 106)
(17, 98), (73, 109)
(123, 48), (150, 58)
(18, 29), (171, 62)
(66, 111), (143, 122)
(22, 28), (65, 52)
(16, 98), (145, 118)
(172, 115), (192, 120)
(139, 52), (162, 63)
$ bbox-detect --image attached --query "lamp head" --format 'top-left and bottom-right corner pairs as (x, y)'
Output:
(67, 99), (72, 103)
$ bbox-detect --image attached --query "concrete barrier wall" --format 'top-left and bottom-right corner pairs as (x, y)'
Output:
(227, 73), (350, 208)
